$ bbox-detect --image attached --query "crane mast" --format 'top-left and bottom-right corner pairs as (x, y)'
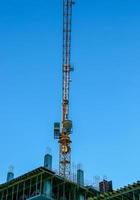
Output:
(54, 0), (75, 179)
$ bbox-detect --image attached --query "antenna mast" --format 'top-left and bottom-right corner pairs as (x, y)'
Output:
(54, 0), (75, 179)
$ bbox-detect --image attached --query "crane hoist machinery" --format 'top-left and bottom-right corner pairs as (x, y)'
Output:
(54, 0), (75, 179)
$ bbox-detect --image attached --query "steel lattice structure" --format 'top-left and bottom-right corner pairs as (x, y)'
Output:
(62, 0), (74, 121)
(54, 0), (75, 179)
(54, 0), (74, 179)
(59, 0), (74, 179)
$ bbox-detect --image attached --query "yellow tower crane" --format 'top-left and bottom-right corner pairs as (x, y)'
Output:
(54, 0), (75, 179)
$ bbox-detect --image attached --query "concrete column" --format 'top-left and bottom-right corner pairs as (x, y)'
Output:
(43, 178), (52, 198)
(133, 192), (136, 200)
(79, 194), (84, 200)
(77, 169), (84, 186)
(44, 154), (52, 170)
(7, 172), (14, 182)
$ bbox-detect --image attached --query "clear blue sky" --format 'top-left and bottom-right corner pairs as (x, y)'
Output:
(0, 0), (140, 189)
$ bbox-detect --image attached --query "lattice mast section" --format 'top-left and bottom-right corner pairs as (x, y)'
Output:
(54, 0), (75, 180)
(60, 0), (74, 179)
(62, 0), (74, 120)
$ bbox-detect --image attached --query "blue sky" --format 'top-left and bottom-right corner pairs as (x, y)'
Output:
(0, 0), (140, 189)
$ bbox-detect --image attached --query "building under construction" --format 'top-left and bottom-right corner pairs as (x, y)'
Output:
(0, 154), (99, 200)
(89, 181), (140, 200)
(0, 155), (140, 200)
(0, 0), (139, 199)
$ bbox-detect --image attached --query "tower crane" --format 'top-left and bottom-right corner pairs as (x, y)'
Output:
(54, 0), (75, 179)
